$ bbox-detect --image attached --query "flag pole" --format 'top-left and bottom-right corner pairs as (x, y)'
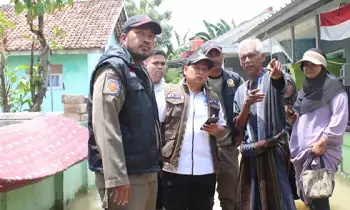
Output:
(315, 14), (320, 48)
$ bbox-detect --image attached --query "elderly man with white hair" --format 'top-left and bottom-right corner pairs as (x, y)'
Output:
(233, 38), (296, 210)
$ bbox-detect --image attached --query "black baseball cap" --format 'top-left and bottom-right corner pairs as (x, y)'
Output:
(202, 40), (222, 55)
(185, 53), (215, 69)
(122, 15), (162, 35)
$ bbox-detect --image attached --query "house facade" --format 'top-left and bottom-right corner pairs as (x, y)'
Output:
(1, 0), (126, 112)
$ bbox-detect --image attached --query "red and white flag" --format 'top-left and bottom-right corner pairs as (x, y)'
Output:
(320, 3), (350, 41)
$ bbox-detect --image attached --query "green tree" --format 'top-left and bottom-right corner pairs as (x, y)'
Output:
(124, 0), (174, 56)
(11, 0), (73, 111)
(189, 19), (233, 42)
(2, 64), (42, 112)
(0, 11), (15, 112)
(165, 68), (182, 84)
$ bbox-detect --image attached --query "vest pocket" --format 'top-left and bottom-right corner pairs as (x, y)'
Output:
(209, 103), (220, 117)
(166, 98), (184, 117)
(162, 140), (175, 158)
(162, 97), (184, 159)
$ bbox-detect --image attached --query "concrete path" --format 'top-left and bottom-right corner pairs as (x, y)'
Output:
(67, 174), (349, 210)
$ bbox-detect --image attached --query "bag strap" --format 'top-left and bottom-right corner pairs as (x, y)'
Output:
(302, 155), (326, 174)
(319, 156), (326, 169)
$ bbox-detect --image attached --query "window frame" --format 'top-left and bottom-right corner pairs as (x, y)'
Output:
(47, 74), (63, 90)
(47, 64), (64, 91)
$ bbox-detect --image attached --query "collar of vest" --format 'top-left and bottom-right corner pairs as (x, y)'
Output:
(181, 78), (212, 94)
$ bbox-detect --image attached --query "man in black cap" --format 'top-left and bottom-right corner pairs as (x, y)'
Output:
(201, 40), (244, 210)
(158, 53), (229, 210)
(87, 14), (162, 210)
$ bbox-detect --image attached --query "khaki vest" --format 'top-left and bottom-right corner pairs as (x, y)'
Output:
(161, 81), (221, 174)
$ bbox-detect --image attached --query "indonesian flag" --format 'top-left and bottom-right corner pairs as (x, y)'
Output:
(320, 3), (350, 41)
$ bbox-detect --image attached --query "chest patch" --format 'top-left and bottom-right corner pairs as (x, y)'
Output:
(130, 72), (136, 77)
(227, 78), (235, 87)
(209, 99), (220, 106)
(129, 68), (137, 77)
(167, 93), (184, 100)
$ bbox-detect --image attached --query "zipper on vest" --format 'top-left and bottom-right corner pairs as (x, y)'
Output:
(191, 93), (197, 175)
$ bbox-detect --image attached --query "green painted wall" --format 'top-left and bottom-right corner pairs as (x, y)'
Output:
(5, 54), (89, 112)
(0, 160), (95, 210)
(6, 176), (56, 210)
(342, 133), (350, 175)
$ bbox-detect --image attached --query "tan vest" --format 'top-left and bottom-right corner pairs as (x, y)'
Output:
(161, 82), (221, 174)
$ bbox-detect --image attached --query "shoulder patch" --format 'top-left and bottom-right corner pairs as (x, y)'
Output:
(103, 73), (121, 96)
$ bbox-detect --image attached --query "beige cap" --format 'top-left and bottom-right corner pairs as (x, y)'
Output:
(296, 50), (327, 68)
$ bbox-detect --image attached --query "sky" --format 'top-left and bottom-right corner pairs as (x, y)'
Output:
(157, 0), (291, 46)
(0, 0), (292, 46)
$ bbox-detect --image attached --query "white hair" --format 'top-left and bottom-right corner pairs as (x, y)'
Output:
(238, 38), (264, 55)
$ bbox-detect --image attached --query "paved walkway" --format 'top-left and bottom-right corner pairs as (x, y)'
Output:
(67, 174), (349, 210)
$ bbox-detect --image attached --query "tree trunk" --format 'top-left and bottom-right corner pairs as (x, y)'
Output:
(29, 40), (35, 103)
(28, 15), (49, 112)
(0, 37), (9, 112)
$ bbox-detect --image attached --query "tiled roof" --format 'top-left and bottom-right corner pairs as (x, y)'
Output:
(0, 0), (124, 51)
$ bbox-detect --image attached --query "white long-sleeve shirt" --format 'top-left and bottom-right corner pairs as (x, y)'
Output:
(154, 78), (166, 120)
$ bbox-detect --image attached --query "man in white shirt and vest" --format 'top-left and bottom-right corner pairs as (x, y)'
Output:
(158, 53), (229, 210)
(145, 49), (167, 210)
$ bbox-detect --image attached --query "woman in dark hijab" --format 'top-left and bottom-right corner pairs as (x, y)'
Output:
(289, 48), (348, 210)
(283, 73), (299, 200)
(284, 73), (298, 129)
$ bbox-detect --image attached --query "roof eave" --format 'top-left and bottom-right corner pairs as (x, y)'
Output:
(214, 10), (274, 44)
(235, 0), (328, 43)
(7, 48), (104, 56)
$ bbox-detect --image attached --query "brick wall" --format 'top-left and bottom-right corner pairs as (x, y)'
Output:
(62, 94), (88, 122)
(0, 112), (49, 127)
(0, 95), (88, 127)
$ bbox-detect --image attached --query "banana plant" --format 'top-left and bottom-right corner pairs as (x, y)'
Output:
(189, 19), (234, 42)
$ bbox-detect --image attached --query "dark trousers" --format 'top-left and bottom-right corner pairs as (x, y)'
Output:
(288, 162), (299, 200)
(156, 172), (162, 209)
(162, 171), (216, 210)
(300, 190), (330, 210)
(309, 198), (330, 210)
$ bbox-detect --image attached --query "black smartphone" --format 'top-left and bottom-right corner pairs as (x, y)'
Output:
(200, 117), (219, 130)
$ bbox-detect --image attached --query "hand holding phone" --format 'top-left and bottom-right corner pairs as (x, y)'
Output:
(200, 116), (219, 130)
(286, 107), (297, 125)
